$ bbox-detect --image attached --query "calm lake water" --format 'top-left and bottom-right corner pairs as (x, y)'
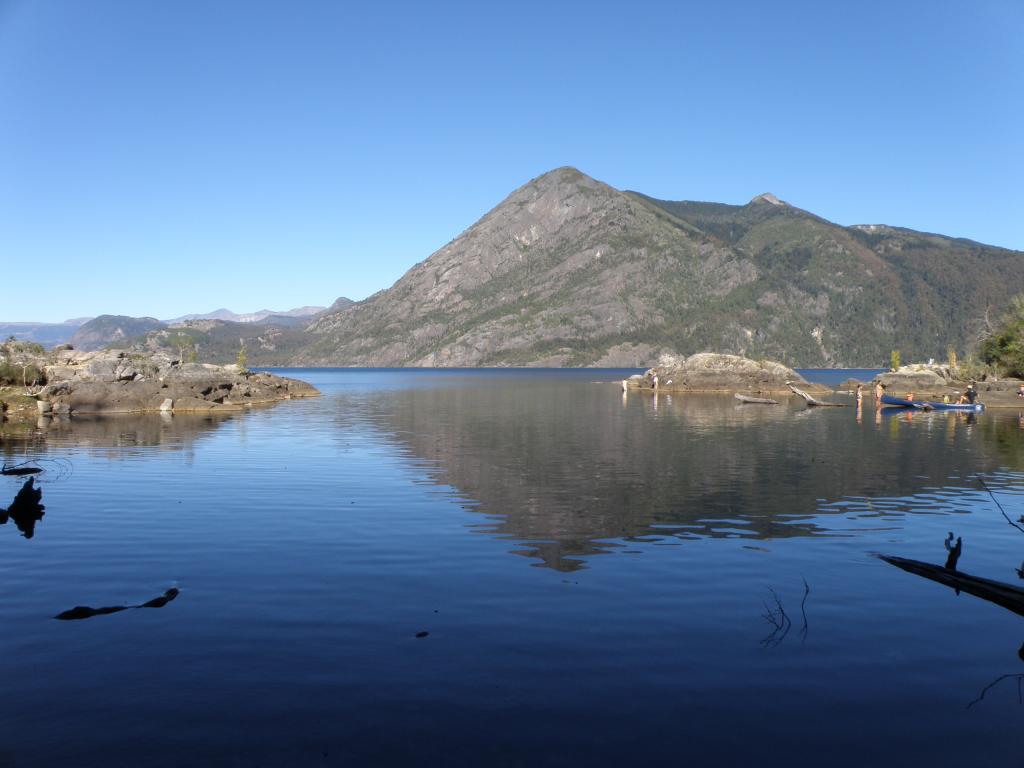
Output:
(2, 368), (1023, 766)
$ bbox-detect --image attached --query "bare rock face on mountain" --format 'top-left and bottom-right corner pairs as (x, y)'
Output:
(301, 167), (758, 366)
(295, 167), (1024, 368)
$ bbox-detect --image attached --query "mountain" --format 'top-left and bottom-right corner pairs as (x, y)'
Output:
(0, 319), (90, 347)
(295, 167), (1024, 367)
(131, 319), (311, 366)
(70, 315), (167, 352)
(164, 305), (327, 324)
(101, 300), (354, 364)
(323, 296), (355, 314)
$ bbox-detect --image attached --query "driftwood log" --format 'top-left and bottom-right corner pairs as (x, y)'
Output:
(733, 393), (779, 405)
(878, 554), (1024, 618)
(786, 382), (846, 407)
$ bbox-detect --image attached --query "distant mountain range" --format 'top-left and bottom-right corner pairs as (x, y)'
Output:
(1, 305), (340, 352)
(163, 306), (327, 325)
(70, 316), (166, 352)
(8, 166), (1023, 367)
(0, 319), (89, 347)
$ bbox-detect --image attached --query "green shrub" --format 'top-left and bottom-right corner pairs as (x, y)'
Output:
(980, 295), (1024, 377)
(0, 362), (45, 386)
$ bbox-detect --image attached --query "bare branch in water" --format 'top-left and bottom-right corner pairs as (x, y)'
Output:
(976, 477), (1024, 535)
(799, 578), (811, 643)
(760, 588), (791, 648)
(967, 673), (1024, 709)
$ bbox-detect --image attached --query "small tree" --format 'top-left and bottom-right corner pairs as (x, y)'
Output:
(175, 334), (198, 364)
(947, 345), (958, 370)
(236, 341), (248, 373)
(890, 349), (901, 371)
(1, 339), (45, 387)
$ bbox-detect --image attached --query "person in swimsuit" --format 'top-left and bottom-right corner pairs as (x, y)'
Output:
(958, 384), (977, 405)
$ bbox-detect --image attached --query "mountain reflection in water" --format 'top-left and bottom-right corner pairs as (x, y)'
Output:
(339, 383), (1024, 570)
(5, 379), (1024, 572)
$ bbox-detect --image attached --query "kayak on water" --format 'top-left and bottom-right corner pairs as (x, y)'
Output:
(880, 394), (984, 412)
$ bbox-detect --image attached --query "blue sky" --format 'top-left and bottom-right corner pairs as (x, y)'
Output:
(1, 0), (1020, 322)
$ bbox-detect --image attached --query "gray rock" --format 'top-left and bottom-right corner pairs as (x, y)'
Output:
(877, 369), (946, 390)
(636, 352), (822, 393)
(6, 347), (319, 417)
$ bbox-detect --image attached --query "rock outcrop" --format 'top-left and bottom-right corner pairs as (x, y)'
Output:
(26, 349), (318, 415)
(876, 363), (957, 391)
(627, 353), (827, 394)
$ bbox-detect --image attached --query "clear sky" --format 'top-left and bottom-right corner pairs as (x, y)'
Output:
(1, 0), (1020, 322)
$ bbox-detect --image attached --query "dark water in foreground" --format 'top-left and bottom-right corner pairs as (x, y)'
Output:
(2, 368), (1024, 766)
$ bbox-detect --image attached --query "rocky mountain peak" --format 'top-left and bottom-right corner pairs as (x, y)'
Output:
(749, 192), (787, 206)
(507, 166), (610, 204)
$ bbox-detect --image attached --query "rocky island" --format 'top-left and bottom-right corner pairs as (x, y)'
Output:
(625, 353), (831, 395)
(0, 343), (317, 422)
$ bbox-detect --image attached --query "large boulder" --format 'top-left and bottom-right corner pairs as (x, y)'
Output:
(876, 363), (957, 391)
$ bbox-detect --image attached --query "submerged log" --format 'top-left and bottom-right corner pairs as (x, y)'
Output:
(786, 382), (846, 407)
(878, 554), (1024, 619)
(54, 587), (180, 621)
(1, 464), (42, 476)
(733, 393), (779, 405)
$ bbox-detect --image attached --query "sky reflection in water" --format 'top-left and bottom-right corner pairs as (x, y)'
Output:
(1, 368), (1024, 766)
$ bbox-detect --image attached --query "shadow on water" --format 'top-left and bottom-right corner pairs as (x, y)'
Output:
(879, 500), (1024, 707)
(0, 477), (45, 538)
(342, 384), (1024, 570)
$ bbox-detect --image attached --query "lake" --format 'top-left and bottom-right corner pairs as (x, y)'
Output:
(1, 368), (1023, 766)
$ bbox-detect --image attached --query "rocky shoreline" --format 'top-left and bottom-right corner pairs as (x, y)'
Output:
(1, 348), (318, 422)
(870, 363), (1024, 408)
(623, 353), (1024, 408)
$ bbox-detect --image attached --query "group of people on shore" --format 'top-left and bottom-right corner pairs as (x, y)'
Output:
(856, 381), (979, 405)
